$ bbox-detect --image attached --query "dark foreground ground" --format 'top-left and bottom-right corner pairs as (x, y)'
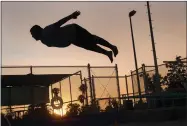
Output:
(2, 106), (187, 126)
(109, 119), (187, 126)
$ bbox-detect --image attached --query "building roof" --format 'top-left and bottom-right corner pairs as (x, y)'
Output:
(1, 74), (70, 87)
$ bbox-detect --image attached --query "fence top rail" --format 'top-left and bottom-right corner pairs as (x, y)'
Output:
(96, 93), (187, 101)
(58, 71), (81, 81)
(1, 65), (88, 68)
(131, 67), (143, 73)
(163, 57), (187, 63)
(2, 65), (117, 69)
(144, 64), (166, 67)
(144, 69), (156, 73)
(92, 76), (125, 78)
(125, 75), (132, 78)
(90, 66), (115, 69)
(90, 66), (115, 68)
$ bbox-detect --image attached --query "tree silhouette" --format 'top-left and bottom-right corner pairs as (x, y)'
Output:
(105, 98), (119, 112)
(23, 103), (51, 120)
(80, 101), (100, 115)
(66, 103), (81, 116)
(162, 56), (186, 92)
(78, 95), (85, 104)
(79, 84), (87, 94)
(145, 73), (163, 93)
(78, 83), (87, 104)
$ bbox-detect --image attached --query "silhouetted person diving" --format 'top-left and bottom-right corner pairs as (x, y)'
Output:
(30, 11), (118, 63)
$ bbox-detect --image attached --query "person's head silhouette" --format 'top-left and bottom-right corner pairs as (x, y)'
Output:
(30, 25), (43, 41)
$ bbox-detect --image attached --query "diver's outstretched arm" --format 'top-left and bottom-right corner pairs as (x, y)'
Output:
(54, 11), (81, 27)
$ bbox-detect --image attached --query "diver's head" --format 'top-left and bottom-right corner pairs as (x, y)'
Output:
(30, 25), (43, 41)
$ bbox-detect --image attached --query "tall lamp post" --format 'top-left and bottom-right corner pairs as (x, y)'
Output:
(129, 10), (142, 102)
(146, 2), (160, 93)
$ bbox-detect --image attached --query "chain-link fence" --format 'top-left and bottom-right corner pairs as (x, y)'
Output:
(89, 65), (120, 110)
(121, 57), (187, 109)
(1, 57), (186, 116)
(1, 64), (121, 115)
(92, 76), (118, 110)
(1, 66), (88, 116)
(121, 64), (170, 105)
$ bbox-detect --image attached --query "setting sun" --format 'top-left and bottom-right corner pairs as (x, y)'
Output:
(53, 105), (67, 116)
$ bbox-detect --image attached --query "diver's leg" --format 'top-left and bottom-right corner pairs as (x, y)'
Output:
(92, 35), (118, 57)
(73, 40), (113, 63)
(84, 44), (114, 63)
(71, 25), (114, 62)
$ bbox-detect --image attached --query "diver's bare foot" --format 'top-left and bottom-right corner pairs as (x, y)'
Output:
(107, 51), (113, 63)
(112, 46), (118, 57)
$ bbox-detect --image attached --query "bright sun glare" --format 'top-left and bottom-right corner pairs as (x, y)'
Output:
(53, 106), (67, 116)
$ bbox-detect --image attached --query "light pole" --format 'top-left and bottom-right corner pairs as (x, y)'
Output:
(129, 10), (142, 102)
(146, 2), (160, 93)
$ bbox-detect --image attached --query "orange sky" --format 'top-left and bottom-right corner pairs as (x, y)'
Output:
(1, 2), (186, 75)
(1, 2), (186, 107)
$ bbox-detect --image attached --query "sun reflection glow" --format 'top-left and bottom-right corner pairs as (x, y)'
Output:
(53, 105), (67, 116)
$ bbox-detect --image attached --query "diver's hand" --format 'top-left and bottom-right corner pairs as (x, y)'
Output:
(71, 11), (81, 19)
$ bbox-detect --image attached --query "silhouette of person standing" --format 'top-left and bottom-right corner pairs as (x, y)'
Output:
(30, 11), (118, 63)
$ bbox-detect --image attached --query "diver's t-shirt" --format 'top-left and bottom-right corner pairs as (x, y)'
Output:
(41, 24), (76, 47)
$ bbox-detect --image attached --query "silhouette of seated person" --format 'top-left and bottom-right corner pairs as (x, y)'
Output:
(30, 11), (118, 63)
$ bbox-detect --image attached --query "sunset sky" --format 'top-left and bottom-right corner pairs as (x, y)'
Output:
(1, 1), (186, 115)
(2, 1), (186, 75)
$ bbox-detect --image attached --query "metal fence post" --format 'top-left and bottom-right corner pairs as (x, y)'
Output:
(69, 77), (73, 104)
(79, 71), (85, 106)
(79, 71), (83, 84)
(30, 66), (33, 74)
(131, 71), (136, 103)
(142, 64), (151, 108)
(51, 84), (53, 98)
(92, 75), (96, 104)
(59, 81), (63, 116)
(142, 64), (148, 93)
(84, 78), (89, 105)
(9, 87), (12, 113)
(115, 64), (121, 105)
(87, 64), (93, 103)
(125, 75), (129, 100)
(59, 81), (62, 98)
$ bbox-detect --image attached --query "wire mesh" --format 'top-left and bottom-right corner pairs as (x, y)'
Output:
(131, 67), (144, 102)
(97, 99), (110, 111)
(126, 76), (134, 95)
(90, 66), (116, 77)
(119, 77), (126, 95)
(120, 76), (134, 96)
(93, 77), (118, 99)
(144, 64), (168, 91)
(157, 64), (168, 77)
(89, 66), (118, 109)
(1, 66), (88, 116)
(1, 59), (187, 114)
(50, 72), (82, 106)
(83, 78), (92, 105)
